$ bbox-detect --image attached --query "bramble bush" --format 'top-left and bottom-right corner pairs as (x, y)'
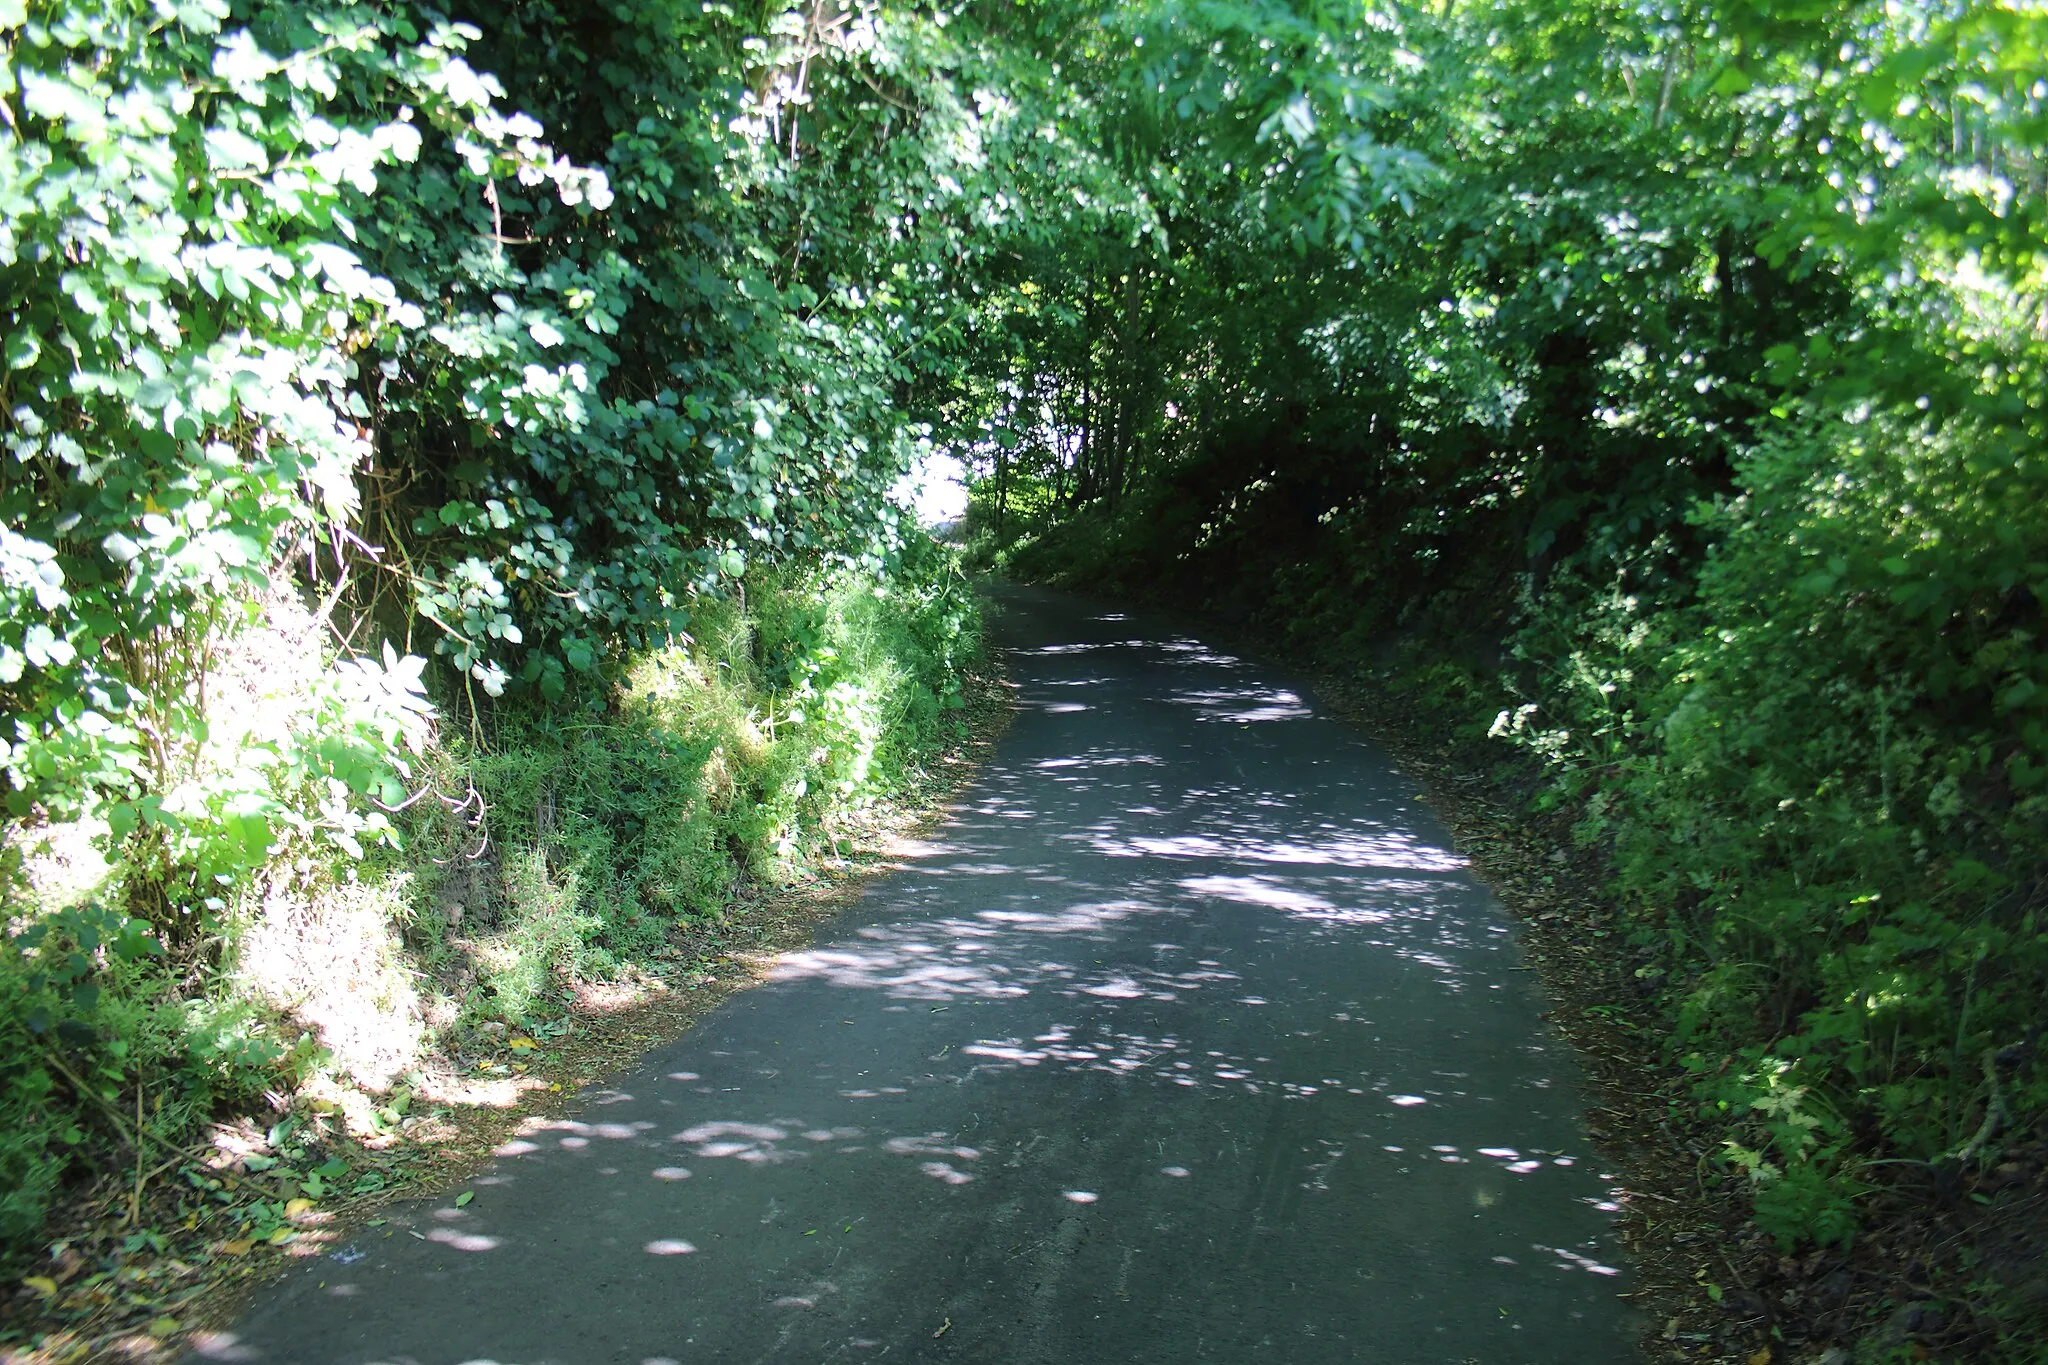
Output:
(0, 0), (537, 937)
(1513, 409), (2048, 1245)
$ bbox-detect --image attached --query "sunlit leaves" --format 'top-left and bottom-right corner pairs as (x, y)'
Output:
(0, 0), (621, 927)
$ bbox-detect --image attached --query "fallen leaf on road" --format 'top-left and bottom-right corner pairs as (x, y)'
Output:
(217, 1241), (252, 1257)
(455, 1191), (475, 1207)
(933, 1317), (952, 1339)
(22, 1276), (57, 1297)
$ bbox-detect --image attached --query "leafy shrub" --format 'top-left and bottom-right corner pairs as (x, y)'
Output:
(403, 541), (982, 1014)
(3, 0), (1002, 935)
(0, 897), (295, 1255)
(0, 0), (602, 940)
(0, 537), (983, 1267)
(1474, 408), (2048, 1243)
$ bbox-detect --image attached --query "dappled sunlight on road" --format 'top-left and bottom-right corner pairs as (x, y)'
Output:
(1170, 685), (1315, 723)
(1178, 873), (1354, 916)
(423, 1226), (501, 1253)
(1087, 825), (1465, 873)
(1031, 750), (1165, 770)
(217, 588), (1633, 1365)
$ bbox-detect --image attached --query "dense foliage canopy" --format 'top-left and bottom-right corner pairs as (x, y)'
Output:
(3, 0), (2045, 1340)
(1, 0), (1036, 925)
(1, 0), (1008, 1286)
(974, 0), (2048, 1280)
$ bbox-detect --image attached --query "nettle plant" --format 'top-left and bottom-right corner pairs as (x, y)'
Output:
(0, 0), (605, 935)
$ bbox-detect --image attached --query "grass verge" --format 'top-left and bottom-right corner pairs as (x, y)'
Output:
(0, 565), (1010, 1365)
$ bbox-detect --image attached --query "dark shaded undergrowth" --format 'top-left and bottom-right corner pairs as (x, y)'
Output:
(977, 506), (2048, 1363)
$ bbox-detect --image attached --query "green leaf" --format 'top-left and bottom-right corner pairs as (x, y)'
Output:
(20, 72), (108, 135)
(1711, 66), (1752, 96)
(204, 127), (269, 172)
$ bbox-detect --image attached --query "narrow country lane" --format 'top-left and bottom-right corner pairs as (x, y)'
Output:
(202, 587), (1639, 1365)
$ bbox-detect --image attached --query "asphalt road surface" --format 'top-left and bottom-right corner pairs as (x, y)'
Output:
(199, 586), (1638, 1364)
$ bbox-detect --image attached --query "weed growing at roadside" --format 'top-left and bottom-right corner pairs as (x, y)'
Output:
(0, 546), (981, 1324)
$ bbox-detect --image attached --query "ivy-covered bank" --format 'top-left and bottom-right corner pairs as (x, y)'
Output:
(0, 550), (981, 1278)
